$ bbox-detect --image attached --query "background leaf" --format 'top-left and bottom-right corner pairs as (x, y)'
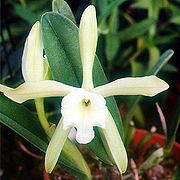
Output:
(119, 18), (156, 42)
(0, 94), (91, 179)
(52, 0), (76, 23)
(105, 33), (120, 61)
(124, 49), (174, 137)
(98, 0), (125, 23)
(14, 4), (39, 25)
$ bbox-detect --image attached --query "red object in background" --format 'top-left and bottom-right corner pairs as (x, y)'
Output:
(43, 170), (50, 180)
(132, 129), (180, 162)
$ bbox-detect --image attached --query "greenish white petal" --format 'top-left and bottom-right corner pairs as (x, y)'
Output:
(22, 21), (44, 82)
(79, 5), (98, 90)
(45, 118), (71, 173)
(99, 112), (128, 174)
(93, 76), (169, 97)
(61, 89), (108, 144)
(0, 84), (12, 92)
(4, 80), (77, 103)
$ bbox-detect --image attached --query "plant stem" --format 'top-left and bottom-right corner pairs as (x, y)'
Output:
(35, 98), (50, 133)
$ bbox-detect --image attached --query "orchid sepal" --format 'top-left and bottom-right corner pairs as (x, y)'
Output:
(4, 80), (77, 103)
(99, 112), (128, 174)
(22, 21), (44, 82)
(45, 118), (71, 173)
(79, 5), (98, 90)
(93, 75), (169, 97)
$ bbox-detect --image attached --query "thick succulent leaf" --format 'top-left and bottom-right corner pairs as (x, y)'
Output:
(0, 94), (91, 179)
(52, 0), (76, 23)
(41, 12), (124, 164)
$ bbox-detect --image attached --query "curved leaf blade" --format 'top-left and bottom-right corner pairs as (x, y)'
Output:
(52, 0), (76, 23)
(0, 94), (91, 179)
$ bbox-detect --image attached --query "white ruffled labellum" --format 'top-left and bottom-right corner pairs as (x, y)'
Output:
(61, 89), (108, 144)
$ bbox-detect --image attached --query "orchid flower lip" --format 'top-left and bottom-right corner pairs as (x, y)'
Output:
(61, 88), (108, 144)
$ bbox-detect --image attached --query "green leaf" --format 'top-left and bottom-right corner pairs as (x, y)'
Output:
(173, 165), (180, 180)
(149, 49), (174, 75)
(164, 102), (180, 154)
(105, 33), (120, 61)
(170, 4), (180, 25)
(52, 0), (76, 23)
(99, 0), (125, 23)
(124, 49), (174, 134)
(154, 34), (178, 45)
(131, 60), (145, 76)
(147, 46), (160, 72)
(41, 12), (124, 164)
(14, 4), (38, 25)
(170, 16), (180, 25)
(161, 63), (178, 73)
(119, 18), (156, 42)
(109, 8), (119, 33)
(147, 0), (162, 37)
(134, 105), (145, 126)
(0, 94), (91, 179)
(91, 0), (108, 15)
(131, 0), (150, 9)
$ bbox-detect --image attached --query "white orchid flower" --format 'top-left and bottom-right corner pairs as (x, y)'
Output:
(0, 6), (169, 174)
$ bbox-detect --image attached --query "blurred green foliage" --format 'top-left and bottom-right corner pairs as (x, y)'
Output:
(1, 0), (179, 177)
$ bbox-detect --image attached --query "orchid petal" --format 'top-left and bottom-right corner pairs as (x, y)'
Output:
(45, 118), (71, 173)
(79, 5), (98, 90)
(22, 21), (44, 82)
(99, 111), (128, 174)
(93, 76), (169, 97)
(4, 80), (77, 103)
(61, 89), (108, 144)
(0, 84), (12, 92)
(76, 125), (94, 144)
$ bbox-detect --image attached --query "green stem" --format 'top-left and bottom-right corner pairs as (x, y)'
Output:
(35, 98), (50, 133)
